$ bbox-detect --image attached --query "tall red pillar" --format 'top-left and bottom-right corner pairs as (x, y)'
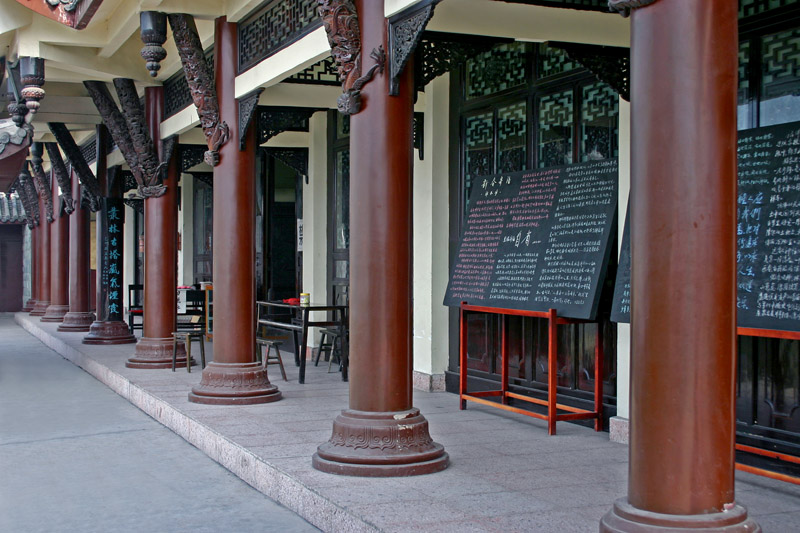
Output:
(312, 1), (447, 476)
(601, 1), (759, 531)
(25, 222), (39, 312)
(42, 169), (69, 322)
(189, 17), (280, 404)
(59, 169), (95, 331)
(30, 183), (50, 316)
(126, 87), (186, 368)
(84, 125), (137, 344)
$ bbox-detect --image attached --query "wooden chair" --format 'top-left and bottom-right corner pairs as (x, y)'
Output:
(172, 327), (205, 373)
(127, 284), (143, 334)
(255, 338), (287, 381)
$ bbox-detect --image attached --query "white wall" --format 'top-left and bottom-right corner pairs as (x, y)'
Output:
(615, 98), (632, 421)
(179, 174), (194, 286)
(412, 73), (451, 391)
(303, 112), (329, 348)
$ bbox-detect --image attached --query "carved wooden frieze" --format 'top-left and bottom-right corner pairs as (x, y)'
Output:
(48, 122), (102, 211)
(388, 0), (437, 96)
(608, 0), (658, 16)
(30, 143), (54, 223)
(167, 14), (228, 166)
(44, 142), (74, 215)
(238, 88), (263, 150)
(318, 0), (385, 115)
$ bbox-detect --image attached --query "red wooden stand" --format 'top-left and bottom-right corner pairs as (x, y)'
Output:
(459, 303), (603, 435)
(734, 326), (800, 486)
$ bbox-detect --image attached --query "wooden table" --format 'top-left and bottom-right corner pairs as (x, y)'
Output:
(256, 301), (347, 384)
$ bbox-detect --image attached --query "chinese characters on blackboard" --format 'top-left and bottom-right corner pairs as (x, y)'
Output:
(101, 198), (125, 321)
(445, 159), (618, 320)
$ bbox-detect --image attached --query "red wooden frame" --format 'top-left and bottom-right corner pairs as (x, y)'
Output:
(733, 326), (800, 485)
(459, 303), (603, 435)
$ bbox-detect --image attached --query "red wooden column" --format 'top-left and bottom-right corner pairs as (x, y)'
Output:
(189, 17), (280, 404)
(312, 1), (448, 476)
(30, 187), (50, 316)
(84, 125), (137, 344)
(25, 222), (39, 312)
(127, 87), (186, 368)
(59, 169), (95, 331)
(601, 1), (758, 531)
(42, 169), (70, 322)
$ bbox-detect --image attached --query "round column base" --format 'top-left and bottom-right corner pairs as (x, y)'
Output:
(23, 299), (36, 312)
(188, 362), (282, 405)
(83, 320), (137, 345)
(30, 300), (50, 316)
(312, 408), (449, 477)
(600, 499), (760, 532)
(58, 312), (96, 332)
(41, 304), (70, 322)
(127, 337), (188, 369)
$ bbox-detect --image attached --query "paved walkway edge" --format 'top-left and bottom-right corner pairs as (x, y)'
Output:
(15, 313), (377, 533)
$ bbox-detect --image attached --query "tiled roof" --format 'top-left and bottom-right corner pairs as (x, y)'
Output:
(0, 192), (26, 224)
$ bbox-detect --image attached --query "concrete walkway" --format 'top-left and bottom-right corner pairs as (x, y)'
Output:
(0, 316), (317, 533)
(10, 313), (800, 532)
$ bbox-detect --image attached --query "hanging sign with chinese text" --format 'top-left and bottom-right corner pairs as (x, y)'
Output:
(444, 159), (618, 320)
(100, 197), (125, 321)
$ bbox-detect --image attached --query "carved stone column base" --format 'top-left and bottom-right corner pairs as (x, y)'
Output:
(127, 337), (188, 369)
(23, 299), (36, 312)
(188, 362), (282, 405)
(58, 312), (96, 332)
(30, 300), (50, 316)
(83, 320), (137, 345)
(313, 408), (450, 477)
(41, 304), (70, 322)
(600, 500), (761, 532)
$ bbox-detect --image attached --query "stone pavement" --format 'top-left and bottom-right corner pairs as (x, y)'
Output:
(11, 313), (800, 532)
(0, 315), (317, 533)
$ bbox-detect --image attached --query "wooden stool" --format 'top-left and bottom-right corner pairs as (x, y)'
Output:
(256, 338), (287, 381)
(172, 331), (205, 373)
(314, 328), (342, 373)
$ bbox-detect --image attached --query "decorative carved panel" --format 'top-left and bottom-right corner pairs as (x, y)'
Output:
(265, 148), (308, 177)
(258, 107), (316, 145)
(238, 0), (320, 73)
(388, 0), (438, 95)
(550, 42), (630, 101)
(285, 57), (340, 85)
(238, 88), (264, 150)
(180, 145), (207, 173)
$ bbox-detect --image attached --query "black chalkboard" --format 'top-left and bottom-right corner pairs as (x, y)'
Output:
(610, 202), (630, 323)
(444, 159), (618, 320)
(610, 121), (800, 332)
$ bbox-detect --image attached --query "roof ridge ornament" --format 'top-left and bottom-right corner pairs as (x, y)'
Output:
(608, 0), (659, 17)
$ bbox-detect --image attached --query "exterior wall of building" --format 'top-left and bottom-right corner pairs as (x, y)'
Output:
(303, 111), (329, 348)
(412, 73), (451, 391)
(23, 225), (31, 304)
(179, 174), (195, 286)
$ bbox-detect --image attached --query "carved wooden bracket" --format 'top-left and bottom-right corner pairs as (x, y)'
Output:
(608, 0), (658, 17)
(551, 42), (630, 101)
(48, 122), (103, 211)
(43, 142), (74, 215)
(167, 14), (228, 165)
(318, 0), (386, 115)
(258, 107), (320, 145)
(161, 135), (178, 175)
(238, 88), (264, 151)
(30, 143), (54, 223)
(17, 166), (40, 227)
(388, 0), (438, 96)
(84, 80), (166, 199)
(113, 78), (165, 198)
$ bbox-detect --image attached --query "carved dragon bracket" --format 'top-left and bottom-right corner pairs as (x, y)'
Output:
(44, 142), (74, 215)
(388, 0), (438, 96)
(167, 14), (228, 166)
(84, 80), (167, 199)
(318, 0), (386, 115)
(48, 122), (103, 211)
(30, 143), (54, 223)
(17, 167), (39, 228)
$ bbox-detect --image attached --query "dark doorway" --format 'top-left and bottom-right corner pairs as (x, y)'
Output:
(261, 150), (305, 301)
(192, 174), (213, 284)
(0, 225), (23, 312)
(327, 111), (350, 307)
